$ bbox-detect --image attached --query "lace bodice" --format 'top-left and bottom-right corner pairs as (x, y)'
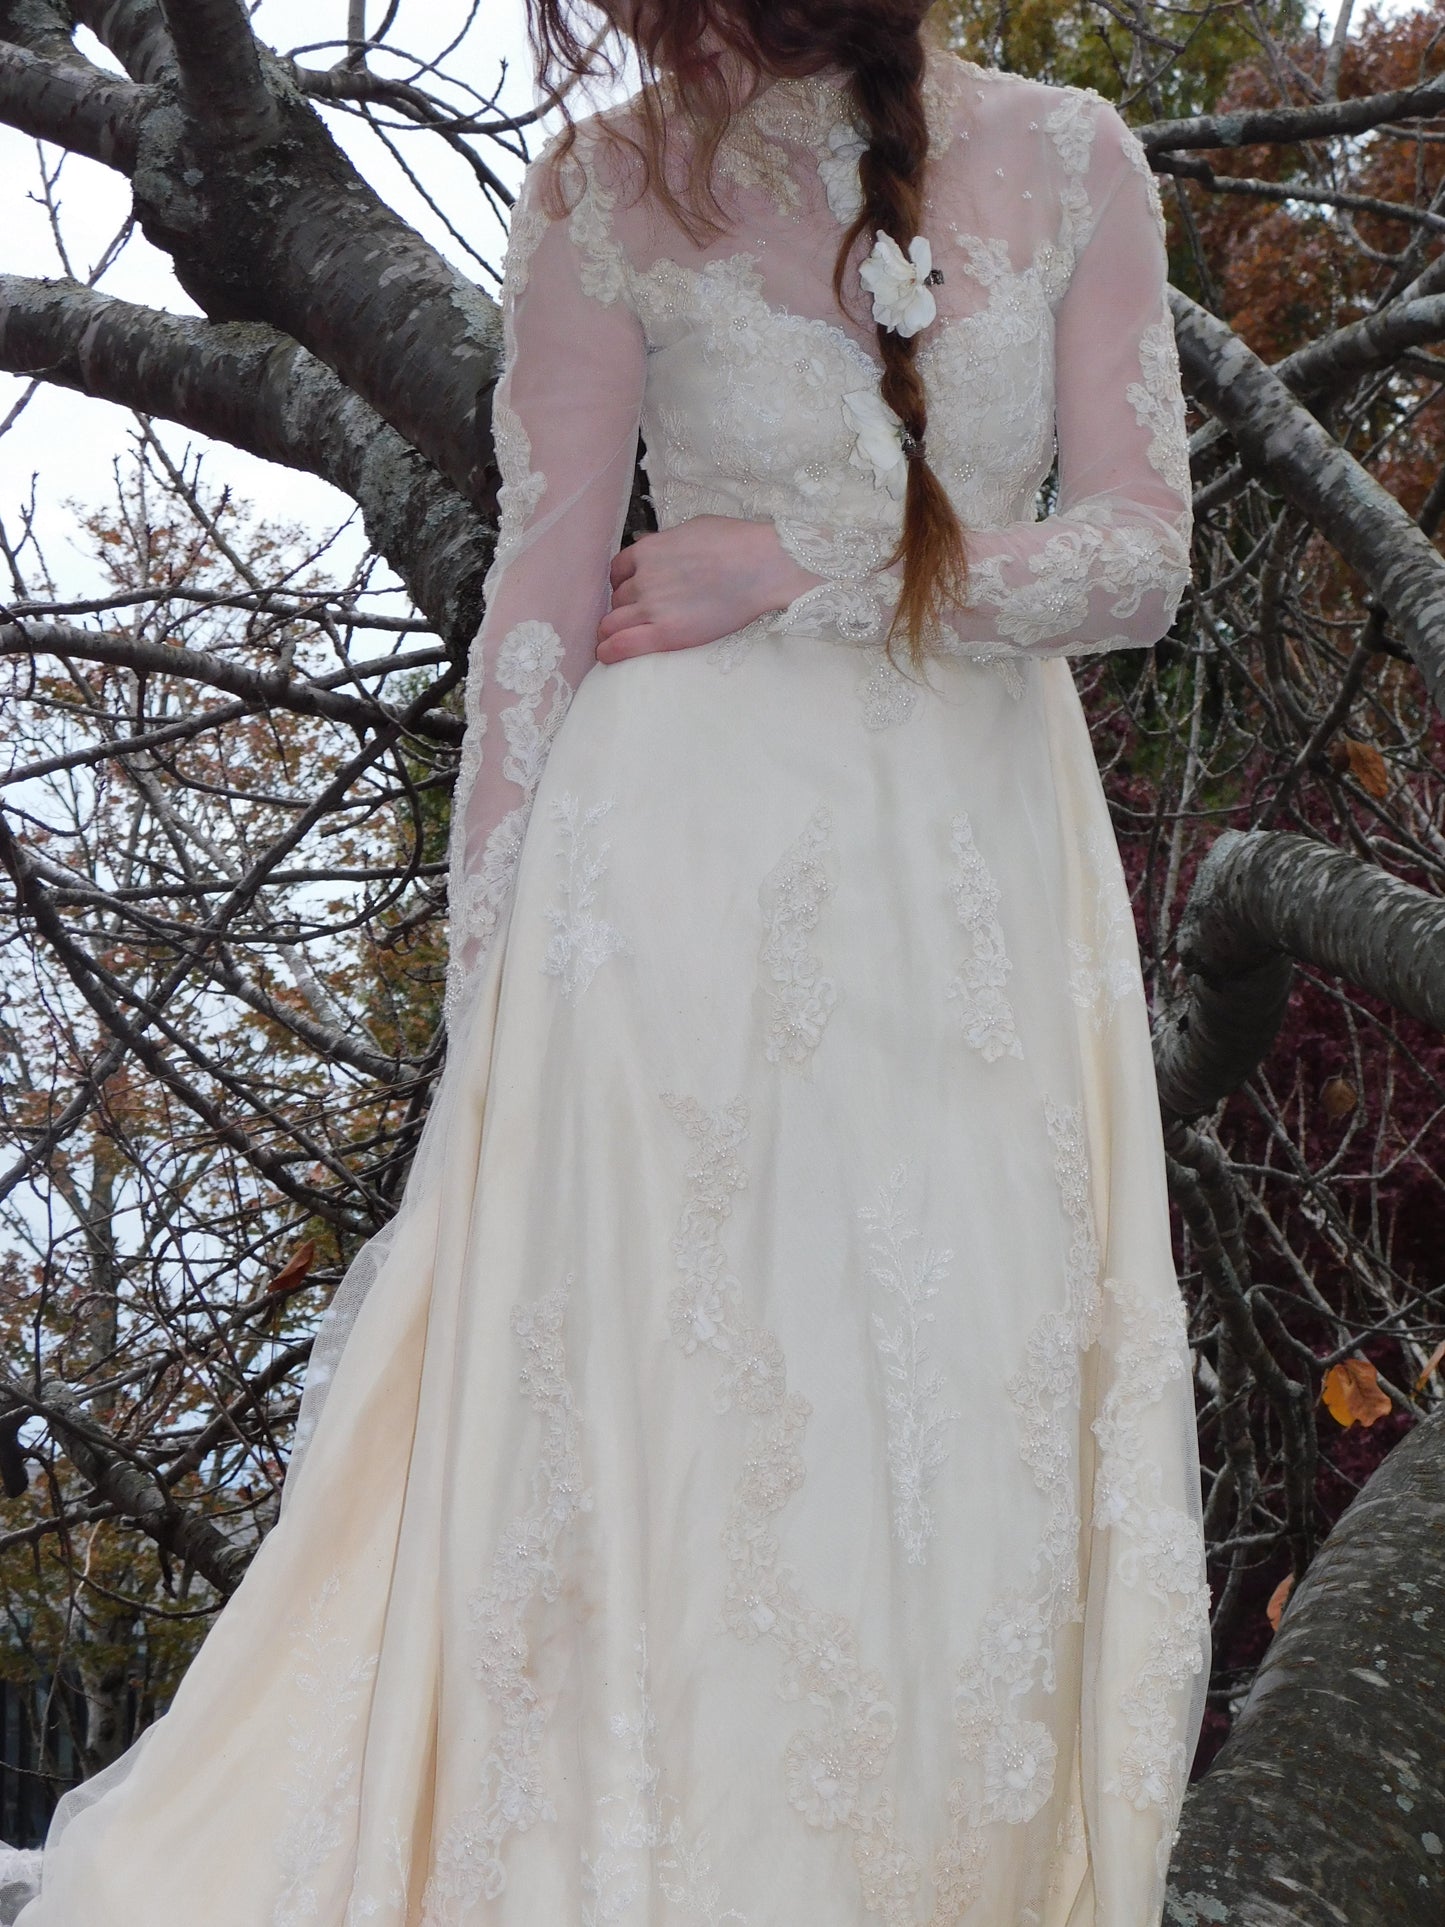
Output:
(448, 49), (1192, 1016)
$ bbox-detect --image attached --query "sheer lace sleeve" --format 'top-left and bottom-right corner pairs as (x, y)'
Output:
(772, 100), (1192, 661)
(447, 143), (646, 1019)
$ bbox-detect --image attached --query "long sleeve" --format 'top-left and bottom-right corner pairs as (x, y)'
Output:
(771, 102), (1193, 661)
(447, 148), (647, 1019)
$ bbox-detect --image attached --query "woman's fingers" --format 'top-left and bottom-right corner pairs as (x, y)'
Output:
(608, 541), (643, 589)
(597, 599), (653, 644)
(595, 622), (669, 665)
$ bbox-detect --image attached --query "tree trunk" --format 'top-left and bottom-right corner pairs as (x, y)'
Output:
(1167, 1406), (1445, 1923)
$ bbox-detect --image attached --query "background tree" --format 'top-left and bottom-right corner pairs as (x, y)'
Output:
(0, 0), (1442, 1912)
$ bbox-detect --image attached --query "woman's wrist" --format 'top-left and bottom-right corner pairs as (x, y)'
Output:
(750, 521), (825, 616)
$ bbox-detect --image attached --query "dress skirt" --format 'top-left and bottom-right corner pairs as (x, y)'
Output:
(20, 627), (1210, 1927)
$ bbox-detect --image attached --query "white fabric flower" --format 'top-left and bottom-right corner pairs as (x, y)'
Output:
(818, 121), (866, 224)
(982, 1718), (1058, 1825)
(858, 232), (938, 338)
(842, 387), (907, 501)
(494, 619), (562, 696)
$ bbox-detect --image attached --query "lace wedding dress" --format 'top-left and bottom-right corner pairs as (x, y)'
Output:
(18, 46), (1211, 1927)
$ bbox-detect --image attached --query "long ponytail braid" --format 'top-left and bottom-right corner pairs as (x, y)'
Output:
(830, 7), (969, 671)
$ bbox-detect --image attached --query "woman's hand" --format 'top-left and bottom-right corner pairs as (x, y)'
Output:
(595, 515), (821, 665)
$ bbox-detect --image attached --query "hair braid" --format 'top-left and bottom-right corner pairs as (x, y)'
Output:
(830, 8), (969, 671)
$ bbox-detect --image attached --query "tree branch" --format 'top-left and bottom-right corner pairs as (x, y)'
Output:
(0, 274), (490, 645)
(1171, 286), (1445, 714)
(1140, 78), (1445, 154)
(0, 617), (463, 738)
(1168, 1405), (1445, 1921)
(0, 38), (150, 168)
(153, 0), (276, 148)
(0, 1375), (251, 1595)
(1154, 830), (1445, 1121)
(68, 0), (177, 84)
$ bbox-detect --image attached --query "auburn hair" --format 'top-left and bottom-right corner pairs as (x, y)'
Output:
(524, 0), (969, 672)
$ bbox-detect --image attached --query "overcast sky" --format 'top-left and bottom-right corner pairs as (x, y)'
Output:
(0, 0), (589, 597)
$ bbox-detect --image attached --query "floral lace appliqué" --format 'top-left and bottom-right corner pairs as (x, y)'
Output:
(660, 1092), (965, 1923)
(583, 1622), (748, 1926)
(1128, 311), (1192, 502)
(944, 1096), (1104, 1865)
(858, 1164), (959, 1566)
(542, 792), (630, 1004)
(421, 1280), (592, 1920)
(272, 1575), (379, 1927)
(758, 805), (837, 1066)
(1091, 1273), (1211, 1855)
(946, 812), (1023, 1062)
(1067, 825), (1143, 1032)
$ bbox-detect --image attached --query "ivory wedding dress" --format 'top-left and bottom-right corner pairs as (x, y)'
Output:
(19, 45), (1211, 1927)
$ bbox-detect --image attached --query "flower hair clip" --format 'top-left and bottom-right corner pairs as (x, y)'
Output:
(858, 232), (944, 339)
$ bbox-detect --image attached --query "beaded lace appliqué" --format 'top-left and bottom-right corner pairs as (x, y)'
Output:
(1067, 824), (1143, 1031)
(583, 1623), (748, 1926)
(758, 805), (838, 1066)
(271, 1575), (379, 1927)
(421, 1280), (592, 1920)
(541, 792), (630, 1004)
(858, 1164), (959, 1566)
(1092, 1273), (1211, 1863)
(946, 812), (1023, 1061)
(660, 1093), (938, 1919)
(944, 1099), (1104, 1850)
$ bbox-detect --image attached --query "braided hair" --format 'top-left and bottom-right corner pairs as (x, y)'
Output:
(530, 0), (971, 669)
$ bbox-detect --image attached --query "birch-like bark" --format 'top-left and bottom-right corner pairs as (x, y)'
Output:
(0, 274), (490, 644)
(1154, 830), (1445, 1121)
(1139, 77), (1445, 154)
(1171, 288), (1445, 715)
(1167, 1405), (1445, 1924)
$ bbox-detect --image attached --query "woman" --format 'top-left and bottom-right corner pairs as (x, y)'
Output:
(19, 1), (1211, 1921)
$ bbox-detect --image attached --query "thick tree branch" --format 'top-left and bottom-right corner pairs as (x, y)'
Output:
(1281, 290), (1445, 394)
(1171, 286), (1445, 714)
(154, 0), (276, 148)
(1140, 78), (1445, 153)
(0, 39), (151, 167)
(0, 274), (490, 645)
(123, 68), (501, 505)
(68, 0), (177, 84)
(1154, 830), (1445, 1121)
(0, 0), (81, 61)
(1168, 1406), (1445, 1923)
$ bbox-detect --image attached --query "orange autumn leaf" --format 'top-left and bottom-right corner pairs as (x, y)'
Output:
(1320, 1075), (1357, 1121)
(1329, 737), (1391, 798)
(266, 1239), (316, 1295)
(1321, 1356), (1392, 1428)
(1266, 1573), (1294, 1630)
(1414, 1336), (1445, 1393)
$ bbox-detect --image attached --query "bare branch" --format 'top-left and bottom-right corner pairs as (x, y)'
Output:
(0, 39), (150, 168)
(1154, 831), (1445, 1121)
(0, 275), (490, 643)
(153, 0), (277, 149)
(1172, 286), (1445, 713)
(0, 1376), (250, 1595)
(1140, 78), (1445, 154)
